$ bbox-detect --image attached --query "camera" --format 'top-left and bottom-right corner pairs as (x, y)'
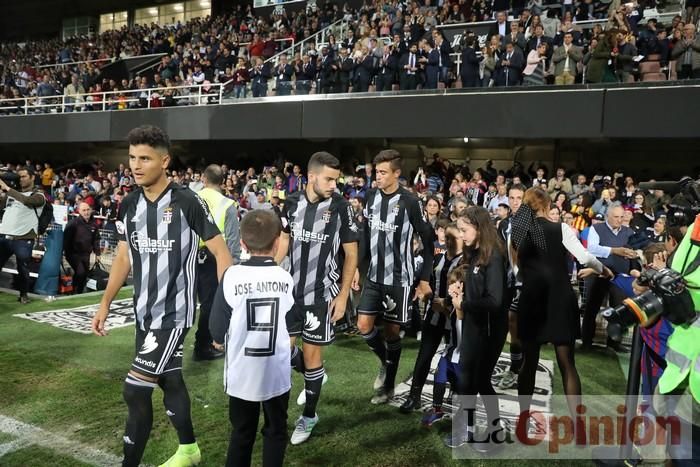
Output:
(0, 169), (19, 189)
(602, 268), (697, 342)
(639, 177), (700, 227)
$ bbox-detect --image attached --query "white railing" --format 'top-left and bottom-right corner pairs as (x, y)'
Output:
(265, 18), (349, 65)
(0, 81), (226, 116)
(36, 57), (116, 69)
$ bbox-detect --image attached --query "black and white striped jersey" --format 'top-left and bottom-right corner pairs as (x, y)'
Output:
(362, 187), (435, 287)
(280, 191), (359, 306)
(115, 183), (220, 331)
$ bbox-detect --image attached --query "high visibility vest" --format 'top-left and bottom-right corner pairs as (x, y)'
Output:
(197, 187), (234, 248)
(658, 215), (700, 402)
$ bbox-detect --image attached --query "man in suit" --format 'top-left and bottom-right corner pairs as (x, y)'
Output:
(376, 45), (399, 92)
(400, 25), (414, 57)
(526, 24), (554, 63)
(342, 29), (357, 52)
(614, 31), (638, 83)
(495, 42), (524, 86)
(399, 42), (420, 90)
(250, 57), (271, 97)
(432, 30), (453, 85)
(274, 54), (294, 96)
(295, 54), (316, 95)
(488, 11), (509, 44)
(506, 21), (527, 53)
(353, 48), (375, 93)
(336, 47), (354, 93)
(419, 38), (440, 89)
(552, 31), (583, 84)
(318, 46), (337, 93)
(460, 36), (481, 87)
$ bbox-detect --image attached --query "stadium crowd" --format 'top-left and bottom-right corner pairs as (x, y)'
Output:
(0, 0), (698, 113)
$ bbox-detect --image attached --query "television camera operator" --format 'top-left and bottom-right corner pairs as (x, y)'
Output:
(0, 166), (46, 304)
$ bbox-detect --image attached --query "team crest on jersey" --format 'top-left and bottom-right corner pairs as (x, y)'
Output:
(392, 204), (400, 215)
(162, 207), (173, 224)
(322, 210), (332, 223)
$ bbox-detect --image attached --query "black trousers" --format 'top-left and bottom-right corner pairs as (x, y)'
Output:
(459, 310), (508, 427)
(0, 237), (33, 297)
(375, 73), (394, 92)
(411, 315), (448, 392)
(678, 64), (698, 80)
(195, 249), (217, 349)
(67, 254), (90, 294)
(226, 392), (289, 467)
(399, 74), (417, 90)
(581, 276), (627, 346)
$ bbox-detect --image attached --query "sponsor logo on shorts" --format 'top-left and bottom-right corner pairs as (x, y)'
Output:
(304, 311), (321, 331)
(134, 356), (156, 368)
(139, 331), (158, 354)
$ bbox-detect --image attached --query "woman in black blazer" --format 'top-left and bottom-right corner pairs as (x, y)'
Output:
(446, 206), (508, 452)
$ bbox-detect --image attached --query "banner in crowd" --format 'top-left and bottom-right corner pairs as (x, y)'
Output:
(14, 298), (135, 334)
(390, 346), (553, 434)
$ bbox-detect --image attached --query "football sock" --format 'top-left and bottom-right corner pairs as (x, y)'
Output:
(290, 346), (305, 373)
(159, 371), (196, 445)
(384, 338), (402, 390)
(361, 327), (386, 364)
(122, 375), (155, 467)
(302, 366), (325, 418)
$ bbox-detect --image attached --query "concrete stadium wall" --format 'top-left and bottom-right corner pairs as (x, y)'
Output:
(1, 85), (698, 144)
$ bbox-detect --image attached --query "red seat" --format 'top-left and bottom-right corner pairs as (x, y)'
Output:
(639, 61), (660, 74)
(647, 54), (661, 62)
(642, 72), (666, 81)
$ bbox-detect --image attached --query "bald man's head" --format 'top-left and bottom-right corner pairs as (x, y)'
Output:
(78, 202), (92, 221)
(607, 204), (624, 229)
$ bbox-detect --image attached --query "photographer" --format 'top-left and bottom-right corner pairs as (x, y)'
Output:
(0, 166), (46, 304)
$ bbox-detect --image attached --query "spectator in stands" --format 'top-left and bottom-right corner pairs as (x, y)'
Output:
(419, 39), (440, 90)
(399, 43), (420, 90)
(274, 55), (294, 96)
(523, 42), (549, 86)
(232, 58), (250, 99)
(672, 24), (700, 79)
(614, 31), (638, 83)
(488, 11), (510, 43)
(553, 32), (583, 85)
(548, 167), (573, 198)
(63, 202), (101, 294)
(587, 31), (620, 83)
(287, 165), (306, 193)
(507, 21), (528, 53)
(460, 36), (481, 87)
(250, 57), (271, 98)
(494, 42), (524, 86)
(295, 54), (316, 95)
(336, 47), (355, 93)
(526, 24), (554, 62)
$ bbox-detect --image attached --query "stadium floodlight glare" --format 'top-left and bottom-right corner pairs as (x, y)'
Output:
(463, 137), (470, 143)
(149, 8), (158, 15)
(200, 0), (210, 7)
(174, 4), (184, 11)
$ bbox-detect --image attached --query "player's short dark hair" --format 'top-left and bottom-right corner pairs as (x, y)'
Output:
(373, 149), (402, 171)
(509, 183), (527, 194)
(240, 210), (281, 254)
(17, 165), (34, 177)
(308, 151), (340, 173)
(203, 164), (224, 185)
(127, 125), (171, 153)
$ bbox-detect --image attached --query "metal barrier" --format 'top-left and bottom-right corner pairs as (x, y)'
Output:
(264, 18), (349, 66)
(0, 81), (225, 115)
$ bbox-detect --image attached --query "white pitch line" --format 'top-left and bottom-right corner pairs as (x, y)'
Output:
(0, 414), (123, 466)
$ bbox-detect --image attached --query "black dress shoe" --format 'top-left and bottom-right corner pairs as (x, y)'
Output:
(398, 394), (421, 413)
(193, 346), (224, 361)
